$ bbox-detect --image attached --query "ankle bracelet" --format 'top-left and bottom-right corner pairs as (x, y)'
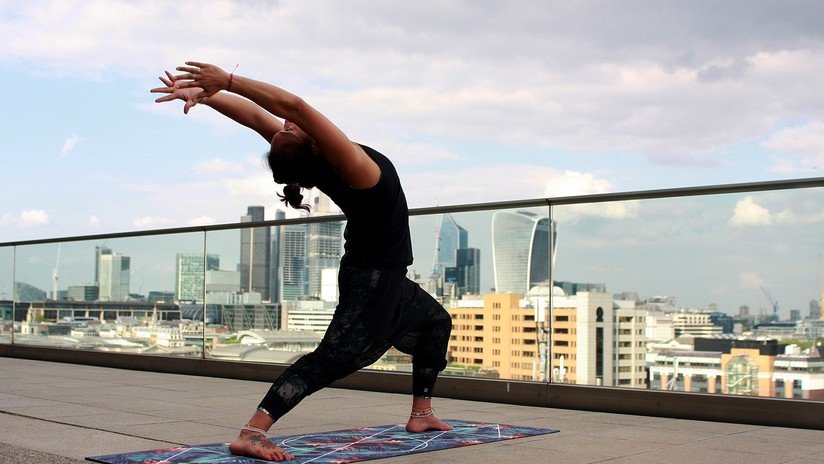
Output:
(410, 407), (434, 418)
(241, 424), (269, 436)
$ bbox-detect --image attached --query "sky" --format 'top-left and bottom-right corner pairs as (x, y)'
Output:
(1, 1), (823, 314)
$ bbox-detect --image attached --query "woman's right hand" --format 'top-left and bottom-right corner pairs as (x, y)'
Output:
(150, 71), (206, 114)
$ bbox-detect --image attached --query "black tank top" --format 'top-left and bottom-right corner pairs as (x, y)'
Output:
(316, 145), (413, 269)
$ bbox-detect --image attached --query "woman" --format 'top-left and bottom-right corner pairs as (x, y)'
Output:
(152, 62), (453, 462)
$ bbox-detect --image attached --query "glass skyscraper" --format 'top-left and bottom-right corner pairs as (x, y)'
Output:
(492, 211), (554, 294)
(279, 223), (308, 301)
(307, 193), (342, 299)
(98, 253), (130, 301)
(433, 214), (468, 276)
(240, 206), (271, 301)
(175, 253), (219, 302)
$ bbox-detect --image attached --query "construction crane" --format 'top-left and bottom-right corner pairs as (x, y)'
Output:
(760, 287), (779, 317)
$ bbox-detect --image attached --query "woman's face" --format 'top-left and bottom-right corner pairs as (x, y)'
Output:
(270, 120), (313, 152)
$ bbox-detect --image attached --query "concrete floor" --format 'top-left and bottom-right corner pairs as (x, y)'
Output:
(1, 357), (822, 464)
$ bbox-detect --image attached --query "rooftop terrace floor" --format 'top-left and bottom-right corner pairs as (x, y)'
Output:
(1, 357), (822, 464)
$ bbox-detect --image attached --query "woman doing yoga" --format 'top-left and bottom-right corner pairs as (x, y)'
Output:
(151, 61), (453, 462)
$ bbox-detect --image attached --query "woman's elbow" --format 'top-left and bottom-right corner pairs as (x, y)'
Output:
(283, 95), (308, 117)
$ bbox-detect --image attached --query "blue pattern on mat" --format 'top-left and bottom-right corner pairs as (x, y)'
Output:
(86, 419), (558, 463)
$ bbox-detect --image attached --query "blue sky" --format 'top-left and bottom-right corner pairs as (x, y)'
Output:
(0, 1), (823, 313)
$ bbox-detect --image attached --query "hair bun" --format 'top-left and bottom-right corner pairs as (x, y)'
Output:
(278, 184), (311, 212)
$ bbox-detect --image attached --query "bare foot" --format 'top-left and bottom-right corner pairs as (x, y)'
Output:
(406, 413), (453, 433)
(228, 430), (294, 461)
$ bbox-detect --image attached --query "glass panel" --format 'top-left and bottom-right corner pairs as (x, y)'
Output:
(409, 206), (550, 381)
(0, 245), (12, 344)
(12, 233), (204, 357)
(205, 217), (345, 363)
(552, 187), (824, 399)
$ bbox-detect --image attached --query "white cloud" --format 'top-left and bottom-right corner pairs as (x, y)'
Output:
(403, 164), (638, 219)
(3, 2), (824, 166)
(729, 196), (772, 226)
(133, 216), (174, 228)
(60, 134), (83, 157)
(774, 209), (824, 225)
(0, 210), (51, 227)
(192, 158), (244, 174)
(763, 121), (824, 172)
(738, 272), (766, 290)
(88, 215), (101, 227)
(186, 216), (217, 226)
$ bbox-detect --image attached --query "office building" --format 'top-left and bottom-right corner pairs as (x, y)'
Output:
(240, 206), (271, 301)
(551, 290), (616, 386)
(280, 223), (308, 301)
(14, 282), (47, 302)
(98, 253), (130, 301)
(175, 253), (219, 302)
(447, 293), (541, 381)
(433, 214), (468, 276)
(492, 211), (553, 294)
(650, 338), (824, 400)
(205, 270), (240, 293)
(455, 248), (481, 295)
(269, 210), (286, 304)
(94, 245), (112, 285)
(68, 284), (99, 301)
(307, 222), (342, 299)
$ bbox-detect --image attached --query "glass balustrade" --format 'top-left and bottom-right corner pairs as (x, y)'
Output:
(1, 181), (822, 402)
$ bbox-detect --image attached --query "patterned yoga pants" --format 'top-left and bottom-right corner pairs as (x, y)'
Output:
(258, 262), (452, 422)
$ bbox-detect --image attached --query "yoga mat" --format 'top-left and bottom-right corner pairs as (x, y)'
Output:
(87, 419), (558, 463)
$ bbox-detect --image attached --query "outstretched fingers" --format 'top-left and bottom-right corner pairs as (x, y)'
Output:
(184, 60), (208, 68)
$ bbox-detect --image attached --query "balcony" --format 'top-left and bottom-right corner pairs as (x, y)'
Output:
(2, 178), (824, 461)
(1, 357), (823, 463)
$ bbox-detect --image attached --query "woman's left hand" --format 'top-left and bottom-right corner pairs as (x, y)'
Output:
(175, 61), (229, 99)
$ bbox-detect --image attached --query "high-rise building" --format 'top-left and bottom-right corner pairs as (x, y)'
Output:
(307, 195), (342, 299)
(492, 211), (554, 294)
(551, 290), (616, 386)
(240, 206), (271, 301)
(175, 253), (219, 302)
(98, 253), (130, 301)
(455, 248), (481, 295)
(447, 293), (541, 381)
(206, 270), (240, 293)
(269, 210), (286, 304)
(613, 301), (648, 389)
(433, 214), (468, 276)
(810, 299), (821, 320)
(280, 223), (308, 301)
(14, 282), (47, 302)
(94, 245), (112, 285)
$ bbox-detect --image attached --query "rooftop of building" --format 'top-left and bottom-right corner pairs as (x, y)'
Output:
(1, 356), (823, 463)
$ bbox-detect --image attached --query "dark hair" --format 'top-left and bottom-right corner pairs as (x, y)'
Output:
(277, 184), (311, 212)
(267, 136), (320, 212)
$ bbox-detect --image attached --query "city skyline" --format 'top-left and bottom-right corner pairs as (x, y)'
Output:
(2, 194), (822, 320)
(3, 3), (824, 319)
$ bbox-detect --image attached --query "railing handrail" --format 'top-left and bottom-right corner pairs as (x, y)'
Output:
(2, 176), (823, 247)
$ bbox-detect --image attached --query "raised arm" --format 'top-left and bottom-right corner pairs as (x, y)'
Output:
(151, 71), (282, 143)
(175, 61), (380, 189)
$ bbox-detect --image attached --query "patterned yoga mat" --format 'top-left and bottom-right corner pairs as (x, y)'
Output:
(86, 419), (558, 463)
